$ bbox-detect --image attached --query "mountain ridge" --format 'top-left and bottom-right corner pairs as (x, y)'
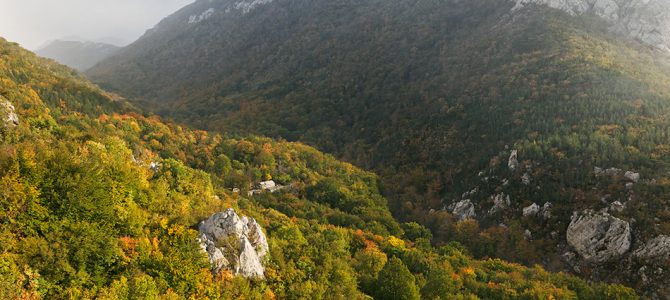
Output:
(86, 0), (670, 296)
(36, 39), (120, 71)
(512, 0), (670, 52)
(0, 36), (639, 299)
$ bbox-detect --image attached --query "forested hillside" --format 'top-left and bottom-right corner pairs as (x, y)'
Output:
(88, 0), (670, 295)
(1, 38), (639, 299)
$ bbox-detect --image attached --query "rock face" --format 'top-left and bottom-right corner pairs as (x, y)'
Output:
(198, 208), (269, 278)
(541, 202), (552, 219)
(508, 150), (519, 171)
(624, 171), (640, 183)
(451, 199), (476, 220)
(512, 0), (670, 52)
(523, 203), (540, 217)
(0, 98), (19, 128)
(566, 209), (631, 262)
(489, 193), (511, 215)
(634, 235), (670, 261)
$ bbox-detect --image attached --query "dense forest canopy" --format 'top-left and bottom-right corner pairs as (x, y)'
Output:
(0, 37), (640, 299)
(87, 0), (670, 295)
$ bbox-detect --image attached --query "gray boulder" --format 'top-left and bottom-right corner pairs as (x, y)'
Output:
(610, 201), (625, 212)
(566, 209), (631, 263)
(624, 171), (640, 183)
(523, 203), (540, 217)
(508, 150), (519, 171)
(521, 172), (531, 185)
(0, 98), (18, 128)
(451, 199), (476, 220)
(541, 202), (553, 219)
(634, 235), (670, 262)
(198, 208), (269, 278)
(488, 193), (511, 215)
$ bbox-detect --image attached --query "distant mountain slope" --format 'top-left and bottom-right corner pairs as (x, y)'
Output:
(36, 40), (119, 71)
(513, 0), (670, 52)
(88, 0), (670, 296)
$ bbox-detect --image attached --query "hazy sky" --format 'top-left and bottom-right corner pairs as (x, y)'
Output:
(0, 0), (195, 50)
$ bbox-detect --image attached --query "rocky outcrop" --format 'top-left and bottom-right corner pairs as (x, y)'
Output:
(508, 150), (519, 171)
(566, 209), (631, 263)
(610, 201), (625, 212)
(634, 235), (670, 262)
(512, 0), (670, 52)
(488, 193), (511, 215)
(523, 203), (540, 217)
(0, 98), (19, 129)
(451, 199), (476, 220)
(624, 171), (640, 183)
(523, 202), (552, 219)
(198, 208), (269, 278)
(541, 202), (552, 219)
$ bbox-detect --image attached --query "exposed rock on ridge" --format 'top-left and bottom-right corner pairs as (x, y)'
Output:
(512, 0), (670, 52)
(634, 235), (670, 262)
(0, 97), (19, 129)
(198, 208), (269, 278)
(451, 199), (476, 220)
(566, 209), (631, 263)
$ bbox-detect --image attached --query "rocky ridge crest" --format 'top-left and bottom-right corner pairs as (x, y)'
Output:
(513, 0), (670, 52)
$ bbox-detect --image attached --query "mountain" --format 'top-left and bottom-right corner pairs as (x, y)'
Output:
(513, 0), (670, 52)
(36, 40), (120, 71)
(87, 0), (670, 296)
(1, 37), (637, 298)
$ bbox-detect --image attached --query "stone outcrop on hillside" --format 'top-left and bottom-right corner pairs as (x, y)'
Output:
(566, 209), (631, 263)
(198, 208), (269, 278)
(634, 235), (670, 262)
(508, 150), (519, 171)
(451, 199), (476, 220)
(624, 171), (640, 183)
(488, 193), (511, 215)
(523, 203), (540, 217)
(0, 97), (18, 128)
(513, 0), (670, 52)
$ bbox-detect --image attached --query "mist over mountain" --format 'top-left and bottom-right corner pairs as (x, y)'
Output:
(36, 40), (120, 71)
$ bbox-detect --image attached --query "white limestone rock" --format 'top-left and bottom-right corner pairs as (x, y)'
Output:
(489, 193), (511, 215)
(198, 208), (269, 278)
(634, 235), (670, 262)
(521, 172), (531, 185)
(605, 167), (622, 176)
(566, 209), (631, 262)
(610, 201), (625, 212)
(524, 229), (533, 240)
(234, 0), (274, 14)
(512, 0), (670, 53)
(188, 8), (215, 24)
(624, 171), (640, 183)
(258, 180), (276, 190)
(541, 202), (553, 219)
(523, 203), (540, 217)
(0, 98), (19, 128)
(451, 199), (476, 220)
(508, 150), (519, 171)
